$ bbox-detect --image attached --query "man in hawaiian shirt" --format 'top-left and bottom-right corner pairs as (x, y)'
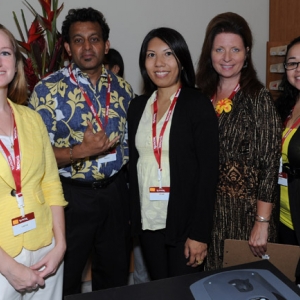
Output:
(29, 7), (134, 297)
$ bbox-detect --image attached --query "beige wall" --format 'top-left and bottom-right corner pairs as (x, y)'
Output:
(2, 0), (269, 94)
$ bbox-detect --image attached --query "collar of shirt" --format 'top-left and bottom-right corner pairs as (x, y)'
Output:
(150, 90), (177, 104)
(69, 62), (109, 89)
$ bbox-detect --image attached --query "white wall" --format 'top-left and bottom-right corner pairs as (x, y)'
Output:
(2, 0), (269, 94)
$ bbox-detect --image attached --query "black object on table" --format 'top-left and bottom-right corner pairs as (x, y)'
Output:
(64, 260), (300, 300)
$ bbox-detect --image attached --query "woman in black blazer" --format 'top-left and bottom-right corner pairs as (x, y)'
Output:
(128, 27), (219, 280)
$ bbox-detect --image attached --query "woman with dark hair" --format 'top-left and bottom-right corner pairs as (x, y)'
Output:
(276, 36), (300, 283)
(128, 27), (219, 280)
(104, 48), (124, 77)
(196, 12), (281, 270)
(0, 24), (67, 299)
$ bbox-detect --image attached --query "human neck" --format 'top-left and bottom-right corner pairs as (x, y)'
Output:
(0, 90), (10, 112)
(155, 84), (181, 123)
(214, 77), (239, 102)
(218, 77), (240, 94)
(84, 67), (103, 87)
(287, 100), (300, 127)
(156, 84), (181, 103)
(0, 97), (13, 138)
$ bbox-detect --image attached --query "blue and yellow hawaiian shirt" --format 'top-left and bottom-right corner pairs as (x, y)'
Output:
(29, 63), (134, 181)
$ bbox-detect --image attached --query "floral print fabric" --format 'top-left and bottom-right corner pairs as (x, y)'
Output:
(29, 63), (134, 181)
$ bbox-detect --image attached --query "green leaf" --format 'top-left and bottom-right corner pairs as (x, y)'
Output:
(12, 11), (26, 43)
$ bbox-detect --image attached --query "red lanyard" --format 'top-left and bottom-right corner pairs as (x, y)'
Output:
(152, 88), (181, 187)
(211, 83), (240, 103)
(228, 83), (240, 99)
(0, 107), (24, 216)
(69, 66), (111, 130)
(282, 115), (300, 146)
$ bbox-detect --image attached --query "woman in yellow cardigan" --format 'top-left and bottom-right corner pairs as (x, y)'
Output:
(0, 24), (67, 299)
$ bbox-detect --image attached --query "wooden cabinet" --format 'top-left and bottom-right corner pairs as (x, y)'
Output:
(266, 41), (288, 100)
(267, 0), (300, 100)
(269, 0), (300, 42)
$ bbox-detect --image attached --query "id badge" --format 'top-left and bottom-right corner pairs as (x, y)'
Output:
(278, 157), (288, 186)
(278, 172), (288, 186)
(149, 187), (170, 201)
(98, 149), (117, 164)
(12, 212), (36, 236)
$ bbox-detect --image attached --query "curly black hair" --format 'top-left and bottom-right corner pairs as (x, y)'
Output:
(276, 36), (300, 123)
(62, 7), (110, 44)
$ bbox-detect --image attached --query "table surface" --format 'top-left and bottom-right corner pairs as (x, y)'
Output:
(64, 260), (300, 300)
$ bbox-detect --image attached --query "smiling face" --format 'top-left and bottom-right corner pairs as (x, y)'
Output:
(0, 30), (16, 90)
(64, 21), (109, 79)
(211, 32), (248, 84)
(286, 43), (300, 91)
(145, 37), (181, 93)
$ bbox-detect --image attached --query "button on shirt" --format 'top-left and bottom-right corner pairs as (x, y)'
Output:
(29, 63), (134, 181)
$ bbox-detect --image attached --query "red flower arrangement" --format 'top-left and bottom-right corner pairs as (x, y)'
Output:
(13, 0), (66, 93)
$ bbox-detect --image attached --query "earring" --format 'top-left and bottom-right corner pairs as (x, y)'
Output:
(243, 61), (248, 68)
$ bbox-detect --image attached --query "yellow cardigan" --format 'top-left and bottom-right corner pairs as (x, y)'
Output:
(0, 99), (67, 258)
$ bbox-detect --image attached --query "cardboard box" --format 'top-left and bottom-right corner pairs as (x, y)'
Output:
(223, 239), (300, 282)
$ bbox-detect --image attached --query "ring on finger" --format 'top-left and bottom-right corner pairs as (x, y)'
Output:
(195, 260), (203, 265)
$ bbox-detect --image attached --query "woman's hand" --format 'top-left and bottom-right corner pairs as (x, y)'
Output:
(248, 221), (269, 257)
(249, 200), (272, 257)
(30, 242), (65, 279)
(31, 205), (66, 278)
(184, 238), (207, 267)
(7, 262), (44, 292)
(0, 250), (44, 292)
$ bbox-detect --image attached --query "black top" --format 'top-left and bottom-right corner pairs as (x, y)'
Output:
(288, 128), (300, 169)
(286, 128), (300, 277)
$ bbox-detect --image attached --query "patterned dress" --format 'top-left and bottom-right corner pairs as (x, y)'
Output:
(205, 88), (281, 271)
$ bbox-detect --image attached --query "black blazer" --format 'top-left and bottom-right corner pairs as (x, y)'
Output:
(286, 129), (300, 277)
(128, 87), (219, 245)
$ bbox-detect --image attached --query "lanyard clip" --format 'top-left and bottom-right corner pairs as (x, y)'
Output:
(157, 168), (162, 188)
(15, 193), (25, 217)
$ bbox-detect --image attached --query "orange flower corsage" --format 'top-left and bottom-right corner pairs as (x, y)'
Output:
(215, 98), (233, 116)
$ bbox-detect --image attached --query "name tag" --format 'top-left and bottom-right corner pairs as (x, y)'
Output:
(12, 212), (36, 236)
(98, 149), (117, 164)
(278, 157), (288, 186)
(149, 187), (170, 201)
(278, 172), (288, 186)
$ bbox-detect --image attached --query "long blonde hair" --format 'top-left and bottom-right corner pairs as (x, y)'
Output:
(0, 24), (28, 104)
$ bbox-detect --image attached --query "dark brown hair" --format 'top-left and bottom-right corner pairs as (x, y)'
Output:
(195, 12), (262, 98)
(104, 48), (124, 77)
